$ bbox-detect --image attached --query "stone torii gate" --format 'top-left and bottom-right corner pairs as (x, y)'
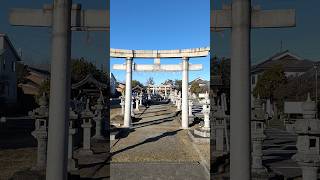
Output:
(211, 1), (295, 179)
(9, 1), (109, 179)
(111, 47), (209, 129)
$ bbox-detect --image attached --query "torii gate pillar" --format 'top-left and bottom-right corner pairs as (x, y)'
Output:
(46, 1), (71, 179)
(212, 1), (295, 179)
(124, 57), (133, 127)
(9, 1), (109, 179)
(181, 57), (189, 129)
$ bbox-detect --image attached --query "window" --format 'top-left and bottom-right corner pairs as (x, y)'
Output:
(310, 138), (317, 148)
(252, 75), (256, 84)
(256, 122), (262, 129)
(3, 58), (5, 70)
(12, 62), (15, 72)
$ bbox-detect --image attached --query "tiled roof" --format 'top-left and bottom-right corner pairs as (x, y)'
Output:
(251, 50), (314, 74)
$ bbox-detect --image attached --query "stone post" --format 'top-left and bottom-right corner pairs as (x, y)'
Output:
(131, 97), (135, 116)
(29, 93), (49, 171)
(93, 94), (104, 139)
(79, 99), (94, 155)
(139, 93), (143, 106)
(181, 57), (189, 129)
(124, 57), (133, 128)
(68, 109), (78, 171)
(202, 92), (210, 130)
(120, 97), (125, 115)
(135, 96), (140, 112)
(292, 93), (320, 180)
(189, 99), (193, 117)
(176, 97), (181, 111)
(164, 86), (167, 99)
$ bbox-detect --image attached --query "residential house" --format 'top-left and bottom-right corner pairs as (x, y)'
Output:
(0, 34), (21, 104)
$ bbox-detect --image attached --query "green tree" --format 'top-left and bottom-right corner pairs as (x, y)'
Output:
(16, 62), (29, 84)
(132, 80), (144, 88)
(253, 65), (287, 105)
(174, 79), (182, 91)
(190, 81), (201, 94)
(36, 80), (50, 102)
(71, 58), (106, 83)
(36, 58), (107, 98)
(163, 79), (174, 85)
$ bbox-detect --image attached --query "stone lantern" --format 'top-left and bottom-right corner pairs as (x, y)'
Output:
(135, 95), (140, 112)
(29, 93), (49, 170)
(292, 93), (320, 180)
(93, 93), (105, 140)
(79, 99), (94, 155)
(194, 92), (210, 138)
(251, 96), (271, 179)
(212, 95), (227, 154)
(68, 108), (78, 171)
(131, 96), (135, 116)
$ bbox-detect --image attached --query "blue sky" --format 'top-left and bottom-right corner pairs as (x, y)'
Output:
(2, 1), (318, 85)
(110, 0), (210, 85)
(212, 0), (320, 64)
(0, 1), (107, 68)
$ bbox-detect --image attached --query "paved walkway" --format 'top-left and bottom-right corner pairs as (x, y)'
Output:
(263, 128), (301, 179)
(109, 104), (209, 180)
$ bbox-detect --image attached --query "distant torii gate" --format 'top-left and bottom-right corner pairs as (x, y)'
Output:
(111, 47), (210, 129)
(211, 1), (295, 179)
(9, 1), (109, 179)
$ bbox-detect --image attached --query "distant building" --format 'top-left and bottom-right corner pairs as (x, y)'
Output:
(110, 73), (117, 96)
(189, 77), (210, 87)
(251, 50), (314, 92)
(250, 50), (314, 114)
(0, 34), (21, 104)
(19, 66), (50, 95)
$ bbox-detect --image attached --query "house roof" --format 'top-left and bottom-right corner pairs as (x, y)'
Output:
(251, 50), (314, 74)
(0, 34), (22, 61)
(189, 77), (209, 85)
(27, 66), (50, 77)
(72, 74), (107, 89)
(132, 85), (144, 91)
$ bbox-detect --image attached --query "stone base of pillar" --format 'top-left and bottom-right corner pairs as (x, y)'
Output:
(78, 149), (93, 156)
(187, 129), (210, 144)
(93, 134), (105, 140)
(31, 165), (46, 171)
(194, 127), (210, 138)
(252, 168), (274, 180)
(68, 158), (79, 172)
